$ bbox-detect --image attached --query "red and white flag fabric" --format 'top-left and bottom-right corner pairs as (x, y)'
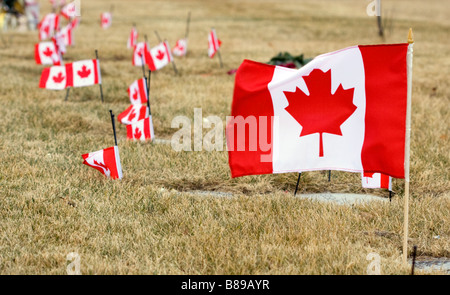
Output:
(362, 172), (392, 191)
(38, 13), (60, 40)
(118, 104), (149, 125)
(101, 12), (112, 29)
(70, 16), (80, 29)
(146, 41), (173, 71)
(52, 30), (67, 55)
(172, 38), (188, 57)
(66, 59), (101, 88)
(82, 146), (123, 180)
(39, 65), (67, 90)
(39, 59), (101, 90)
(132, 42), (149, 66)
(127, 78), (148, 105)
(226, 44), (409, 179)
(35, 42), (61, 65)
(126, 117), (154, 142)
(58, 23), (74, 47)
(208, 29), (221, 58)
(60, 2), (77, 19)
(127, 27), (138, 49)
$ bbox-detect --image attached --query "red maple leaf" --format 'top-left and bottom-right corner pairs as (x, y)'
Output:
(43, 47), (53, 57)
(93, 159), (110, 176)
(52, 72), (65, 83)
(43, 25), (50, 35)
(134, 127), (142, 139)
(132, 89), (138, 101)
(156, 50), (165, 60)
(128, 109), (136, 121)
(284, 69), (357, 157)
(363, 172), (375, 178)
(77, 65), (91, 78)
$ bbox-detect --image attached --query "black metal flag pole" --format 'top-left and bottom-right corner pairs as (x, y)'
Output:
(328, 170), (331, 182)
(95, 50), (104, 103)
(109, 110), (118, 146)
(294, 173), (302, 196)
(411, 245), (417, 275)
(185, 11), (191, 39)
(147, 70), (152, 116)
(65, 87), (71, 101)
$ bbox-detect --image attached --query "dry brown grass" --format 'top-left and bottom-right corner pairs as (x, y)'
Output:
(0, 0), (448, 275)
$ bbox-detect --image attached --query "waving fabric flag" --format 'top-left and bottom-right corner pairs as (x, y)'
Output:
(208, 29), (221, 58)
(66, 59), (101, 88)
(59, 23), (74, 47)
(38, 13), (60, 40)
(52, 30), (67, 55)
(362, 172), (392, 190)
(35, 42), (61, 65)
(132, 42), (149, 66)
(127, 27), (138, 49)
(172, 38), (188, 57)
(82, 146), (123, 180)
(118, 104), (149, 125)
(39, 65), (67, 90)
(226, 44), (409, 179)
(126, 117), (154, 141)
(127, 78), (148, 105)
(146, 41), (173, 71)
(60, 2), (77, 19)
(101, 12), (112, 29)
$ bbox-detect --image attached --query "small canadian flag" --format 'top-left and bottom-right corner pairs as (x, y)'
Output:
(126, 117), (154, 142)
(39, 59), (101, 90)
(146, 41), (173, 71)
(60, 2), (77, 20)
(52, 30), (67, 55)
(208, 29), (221, 58)
(117, 104), (149, 125)
(127, 78), (148, 105)
(82, 146), (123, 180)
(362, 172), (392, 191)
(127, 27), (138, 49)
(132, 42), (149, 66)
(59, 23), (74, 47)
(101, 12), (112, 29)
(172, 38), (188, 57)
(66, 59), (102, 88)
(35, 42), (62, 65)
(38, 13), (60, 41)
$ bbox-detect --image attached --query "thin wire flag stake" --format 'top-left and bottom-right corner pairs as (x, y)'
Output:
(147, 70), (152, 115)
(402, 28), (414, 264)
(185, 11), (191, 39)
(95, 50), (104, 103)
(109, 110), (118, 146)
(294, 173), (302, 196)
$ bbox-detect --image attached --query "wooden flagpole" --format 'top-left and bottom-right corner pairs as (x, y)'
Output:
(95, 50), (104, 103)
(109, 110), (118, 146)
(402, 28), (414, 264)
(185, 11), (191, 39)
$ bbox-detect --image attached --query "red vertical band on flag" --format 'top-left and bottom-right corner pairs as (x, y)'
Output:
(359, 44), (408, 179)
(143, 117), (151, 139)
(126, 125), (133, 139)
(93, 59), (99, 85)
(39, 68), (50, 88)
(35, 44), (42, 64)
(65, 62), (74, 87)
(103, 147), (120, 179)
(227, 60), (275, 178)
(138, 79), (147, 103)
(380, 174), (390, 189)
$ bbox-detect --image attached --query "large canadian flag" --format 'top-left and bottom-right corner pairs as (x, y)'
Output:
(66, 59), (102, 88)
(146, 41), (173, 71)
(127, 27), (138, 49)
(127, 78), (148, 105)
(208, 29), (221, 58)
(362, 172), (392, 191)
(172, 38), (188, 57)
(226, 44), (409, 179)
(126, 117), (154, 141)
(82, 146), (123, 180)
(38, 13), (60, 40)
(118, 104), (149, 125)
(35, 42), (62, 65)
(132, 42), (149, 66)
(39, 65), (67, 90)
(101, 12), (112, 29)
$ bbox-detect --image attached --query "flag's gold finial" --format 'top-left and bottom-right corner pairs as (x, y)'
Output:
(407, 28), (414, 44)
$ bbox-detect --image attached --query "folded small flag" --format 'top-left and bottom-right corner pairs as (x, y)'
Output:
(126, 117), (154, 142)
(208, 29), (221, 58)
(127, 78), (148, 105)
(38, 13), (60, 41)
(127, 27), (138, 49)
(101, 12), (112, 29)
(118, 104), (149, 125)
(226, 44), (409, 179)
(82, 146), (123, 179)
(172, 38), (188, 57)
(132, 42), (149, 66)
(362, 172), (392, 191)
(146, 41), (173, 71)
(35, 42), (61, 65)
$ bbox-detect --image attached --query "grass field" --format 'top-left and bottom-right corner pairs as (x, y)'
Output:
(0, 0), (448, 275)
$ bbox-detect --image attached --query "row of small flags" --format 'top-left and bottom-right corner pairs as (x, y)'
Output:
(35, 3), (392, 192)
